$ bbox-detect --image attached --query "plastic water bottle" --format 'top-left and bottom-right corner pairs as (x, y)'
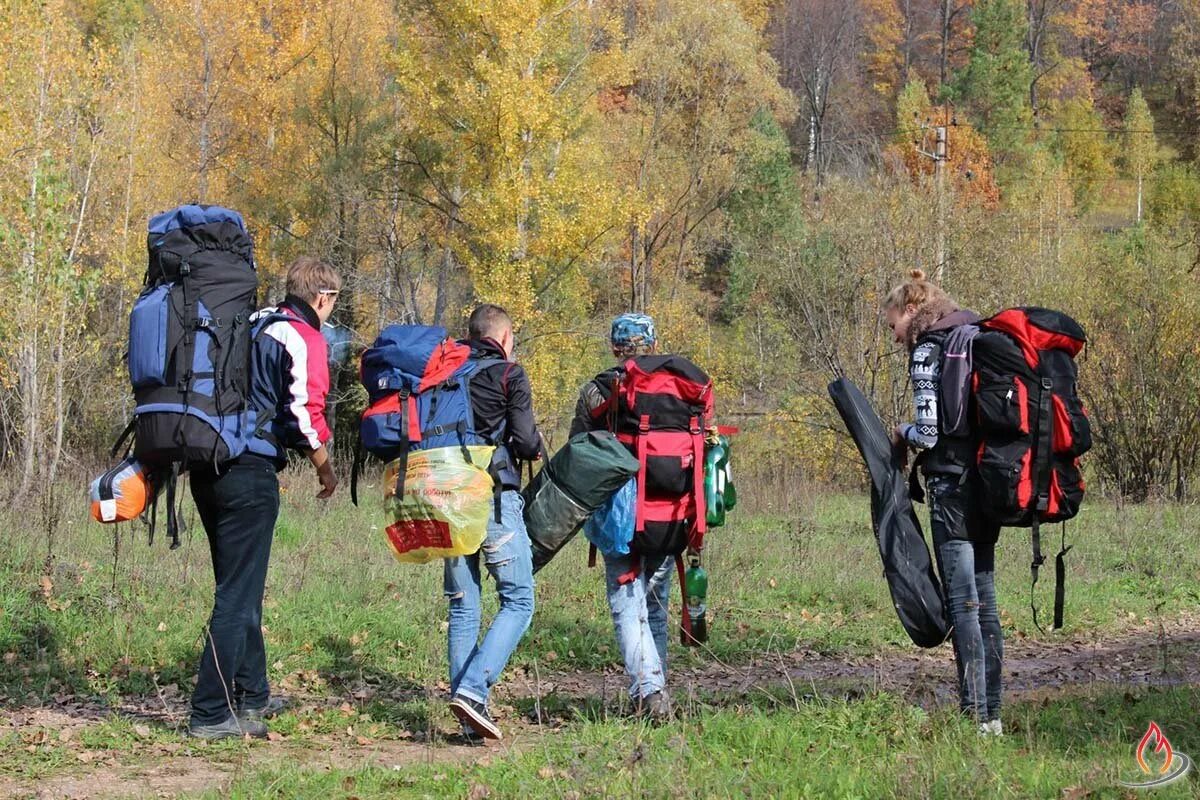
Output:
(682, 556), (709, 646)
(720, 435), (736, 511)
(704, 438), (728, 527)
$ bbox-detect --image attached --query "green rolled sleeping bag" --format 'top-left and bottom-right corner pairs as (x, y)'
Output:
(524, 430), (639, 573)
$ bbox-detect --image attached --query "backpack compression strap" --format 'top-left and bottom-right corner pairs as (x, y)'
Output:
(1054, 523), (1071, 629)
(634, 415), (650, 534)
(350, 435), (364, 507)
(1029, 376), (1057, 632)
(691, 416), (707, 543)
(676, 553), (693, 642)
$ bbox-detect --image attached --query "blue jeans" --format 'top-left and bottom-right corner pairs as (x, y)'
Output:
(443, 490), (534, 705)
(928, 476), (1003, 722)
(603, 552), (672, 700)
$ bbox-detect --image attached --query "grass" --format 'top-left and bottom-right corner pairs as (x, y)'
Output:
(201, 687), (1200, 799)
(2, 468), (1200, 797)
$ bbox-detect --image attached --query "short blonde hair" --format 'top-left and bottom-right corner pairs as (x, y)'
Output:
(285, 256), (341, 303)
(883, 269), (950, 312)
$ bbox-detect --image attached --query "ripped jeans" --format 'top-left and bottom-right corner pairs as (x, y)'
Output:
(603, 552), (672, 700)
(443, 490), (534, 705)
(928, 475), (1003, 723)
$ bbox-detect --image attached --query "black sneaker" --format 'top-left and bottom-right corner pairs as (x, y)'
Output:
(188, 714), (268, 740)
(238, 695), (290, 722)
(449, 695), (501, 740)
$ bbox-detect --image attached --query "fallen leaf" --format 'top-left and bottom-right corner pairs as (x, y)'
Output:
(341, 776), (357, 791)
(467, 783), (491, 800)
(355, 736), (371, 746)
(537, 767), (555, 779)
(40, 575), (53, 598)
(134, 724), (151, 738)
(57, 728), (73, 742)
(266, 731), (284, 742)
(544, 651), (558, 662)
(156, 622), (167, 632)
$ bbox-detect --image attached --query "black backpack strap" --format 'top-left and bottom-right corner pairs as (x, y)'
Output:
(350, 434), (364, 507)
(1054, 522), (1071, 630)
(1030, 373), (1058, 632)
(1030, 516), (1045, 633)
(165, 463), (182, 550)
(111, 418), (137, 459)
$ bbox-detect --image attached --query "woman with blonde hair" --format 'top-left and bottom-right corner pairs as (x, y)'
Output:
(884, 269), (1003, 736)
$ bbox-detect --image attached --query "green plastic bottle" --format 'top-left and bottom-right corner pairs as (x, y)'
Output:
(682, 555), (709, 646)
(704, 438), (728, 527)
(721, 435), (736, 511)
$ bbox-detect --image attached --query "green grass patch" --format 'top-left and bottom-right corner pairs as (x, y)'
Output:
(200, 686), (1200, 799)
(2, 483), (1199, 704)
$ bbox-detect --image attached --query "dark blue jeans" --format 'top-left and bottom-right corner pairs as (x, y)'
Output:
(189, 455), (280, 725)
(928, 475), (1003, 723)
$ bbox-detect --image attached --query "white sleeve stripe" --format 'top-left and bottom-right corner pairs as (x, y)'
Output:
(264, 322), (321, 450)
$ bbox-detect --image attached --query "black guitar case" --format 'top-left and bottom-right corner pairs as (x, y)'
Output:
(828, 377), (950, 648)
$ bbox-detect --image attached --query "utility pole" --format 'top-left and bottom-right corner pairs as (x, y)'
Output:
(934, 123), (947, 282)
(916, 115), (949, 281)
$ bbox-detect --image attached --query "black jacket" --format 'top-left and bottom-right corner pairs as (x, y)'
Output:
(465, 339), (542, 486)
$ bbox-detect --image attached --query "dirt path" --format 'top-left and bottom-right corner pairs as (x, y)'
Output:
(503, 617), (1200, 714)
(3, 619), (1198, 799)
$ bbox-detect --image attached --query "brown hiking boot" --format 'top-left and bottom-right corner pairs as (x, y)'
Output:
(637, 691), (673, 724)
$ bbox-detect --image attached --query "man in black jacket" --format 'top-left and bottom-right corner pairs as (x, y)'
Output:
(445, 303), (543, 740)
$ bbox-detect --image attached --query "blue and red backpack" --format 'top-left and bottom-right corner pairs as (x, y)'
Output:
(351, 325), (505, 506)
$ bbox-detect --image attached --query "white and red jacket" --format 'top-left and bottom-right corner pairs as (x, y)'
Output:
(247, 295), (332, 463)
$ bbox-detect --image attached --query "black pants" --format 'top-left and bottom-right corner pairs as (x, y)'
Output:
(189, 455), (280, 725)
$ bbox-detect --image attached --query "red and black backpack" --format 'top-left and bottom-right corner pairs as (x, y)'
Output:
(971, 307), (1091, 628)
(592, 355), (714, 558)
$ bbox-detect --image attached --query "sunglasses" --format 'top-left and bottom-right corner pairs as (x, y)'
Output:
(318, 289), (340, 298)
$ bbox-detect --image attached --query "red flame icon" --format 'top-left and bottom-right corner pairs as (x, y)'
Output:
(1136, 722), (1175, 776)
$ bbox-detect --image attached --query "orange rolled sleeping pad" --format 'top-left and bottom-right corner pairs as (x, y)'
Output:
(90, 458), (154, 523)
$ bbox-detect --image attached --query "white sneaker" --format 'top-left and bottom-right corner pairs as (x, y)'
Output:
(978, 722), (992, 736)
(989, 719), (1004, 737)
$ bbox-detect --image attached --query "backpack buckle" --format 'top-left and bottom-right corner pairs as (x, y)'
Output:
(430, 425), (446, 437)
(1041, 377), (1053, 390)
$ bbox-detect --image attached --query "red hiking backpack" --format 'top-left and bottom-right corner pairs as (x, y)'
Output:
(592, 355), (715, 557)
(970, 307), (1091, 629)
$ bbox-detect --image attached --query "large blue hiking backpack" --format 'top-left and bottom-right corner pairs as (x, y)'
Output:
(350, 325), (507, 506)
(114, 205), (259, 546)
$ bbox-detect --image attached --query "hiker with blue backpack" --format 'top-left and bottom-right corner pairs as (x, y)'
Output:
(103, 205), (341, 739)
(186, 255), (341, 739)
(571, 314), (716, 722)
(352, 303), (542, 740)
(444, 304), (544, 739)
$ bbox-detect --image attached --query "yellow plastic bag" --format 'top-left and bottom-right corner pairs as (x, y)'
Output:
(381, 446), (495, 564)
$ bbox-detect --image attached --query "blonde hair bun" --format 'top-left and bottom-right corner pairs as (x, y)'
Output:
(909, 268), (926, 281)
